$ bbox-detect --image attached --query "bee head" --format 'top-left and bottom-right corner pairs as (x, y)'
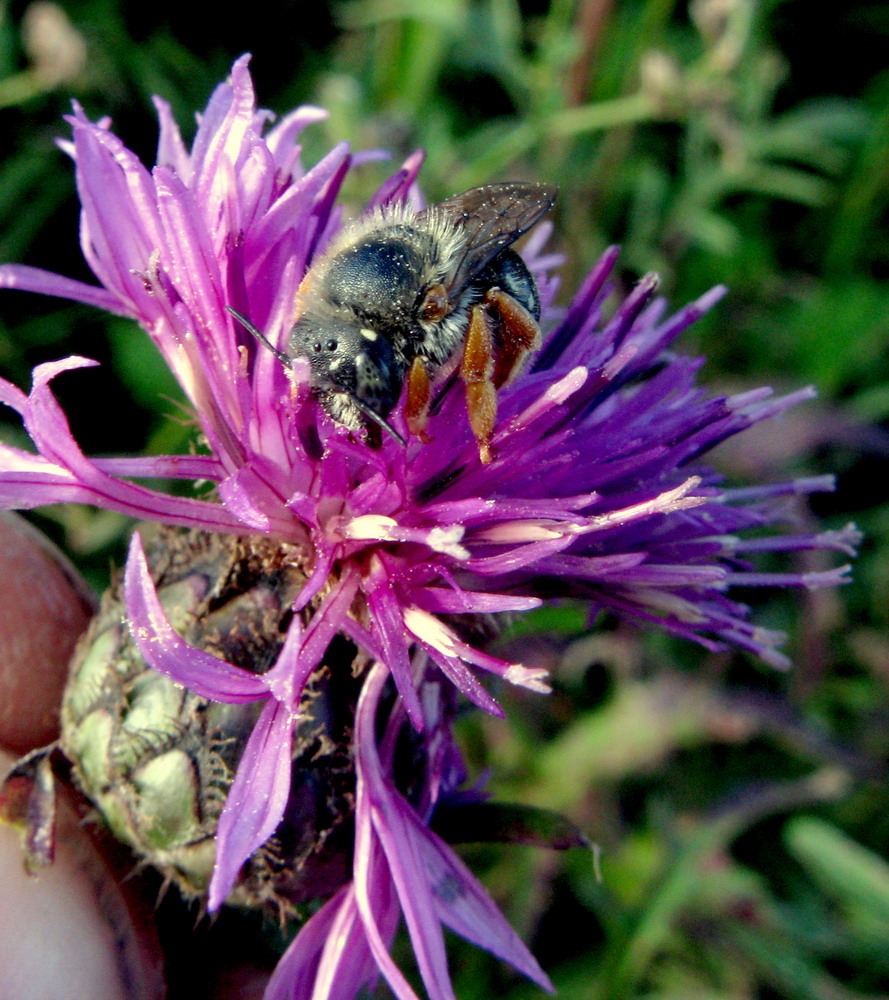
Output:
(290, 315), (404, 422)
(226, 305), (406, 444)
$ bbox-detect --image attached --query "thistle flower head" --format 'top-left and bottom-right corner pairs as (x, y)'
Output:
(0, 55), (857, 1000)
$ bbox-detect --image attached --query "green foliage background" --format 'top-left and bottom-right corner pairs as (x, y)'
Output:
(1, 1), (887, 997)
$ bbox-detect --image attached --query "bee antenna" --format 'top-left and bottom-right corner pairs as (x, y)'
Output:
(346, 394), (407, 447)
(227, 306), (293, 368)
(227, 307), (405, 447)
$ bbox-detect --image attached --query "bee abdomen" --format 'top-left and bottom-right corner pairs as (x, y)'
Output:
(480, 249), (540, 321)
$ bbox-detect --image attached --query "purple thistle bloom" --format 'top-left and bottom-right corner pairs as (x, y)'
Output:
(0, 55), (857, 999)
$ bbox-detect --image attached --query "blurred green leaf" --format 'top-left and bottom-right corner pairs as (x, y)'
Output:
(786, 817), (889, 930)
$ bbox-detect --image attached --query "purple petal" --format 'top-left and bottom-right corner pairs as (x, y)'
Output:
(368, 801), (457, 1000)
(16, 362), (246, 531)
(403, 606), (549, 694)
(299, 573), (360, 670)
(124, 533), (267, 702)
(209, 697), (294, 911)
(265, 886), (352, 1000)
(312, 879), (399, 1000)
(0, 264), (128, 315)
(217, 464), (297, 534)
(152, 164), (231, 352)
(0, 374), (28, 413)
(366, 149), (426, 211)
(264, 886), (348, 1000)
(262, 614), (308, 708)
(153, 95), (191, 179)
(365, 562), (425, 730)
(68, 116), (165, 306)
(265, 879), (399, 1000)
(353, 822), (424, 1000)
(411, 587), (542, 615)
(0, 468), (240, 533)
(412, 638), (505, 718)
(93, 454), (226, 481)
(355, 665), (456, 1000)
(399, 792), (554, 991)
(265, 104), (329, 170)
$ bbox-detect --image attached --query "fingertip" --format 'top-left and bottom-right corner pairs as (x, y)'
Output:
(0, 513), (96, 754)
(0, 750), (166, 999)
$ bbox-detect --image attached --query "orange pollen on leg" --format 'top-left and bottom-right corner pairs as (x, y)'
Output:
(461, 306), (495, 382)
(405, 357), (433, 441)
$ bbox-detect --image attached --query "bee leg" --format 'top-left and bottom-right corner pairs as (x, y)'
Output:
(460, 303), (498, 463)
(486, 287), (541, 389)
(405, 357), (433, 442)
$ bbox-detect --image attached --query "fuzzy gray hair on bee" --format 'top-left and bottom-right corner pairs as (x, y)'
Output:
(229, 182), (557, 462)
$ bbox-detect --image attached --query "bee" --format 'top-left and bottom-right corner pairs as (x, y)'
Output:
(230, 182), (557, 463)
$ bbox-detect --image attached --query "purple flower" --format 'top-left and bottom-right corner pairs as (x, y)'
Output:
(263, 661), (552, 1000)
(0, 56), (857, 999)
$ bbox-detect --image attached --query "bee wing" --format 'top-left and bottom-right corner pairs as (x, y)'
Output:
(420, 183), (557, 294)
